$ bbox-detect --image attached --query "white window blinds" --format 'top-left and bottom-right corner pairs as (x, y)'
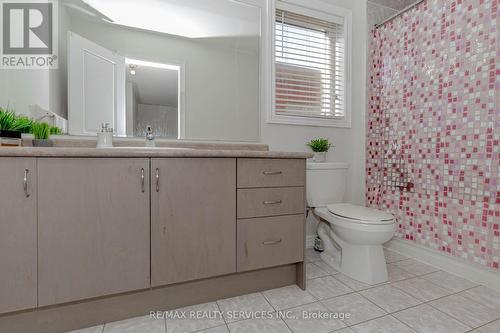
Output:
(275, 8), (345, 119)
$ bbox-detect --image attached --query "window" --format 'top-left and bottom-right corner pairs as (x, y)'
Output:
(271, 4), (350, 127)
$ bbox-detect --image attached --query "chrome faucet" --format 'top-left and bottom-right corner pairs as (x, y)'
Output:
(145, 125), (156, 147)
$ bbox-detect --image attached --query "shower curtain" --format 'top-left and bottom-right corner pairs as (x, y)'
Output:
(366, 0), (499, 270)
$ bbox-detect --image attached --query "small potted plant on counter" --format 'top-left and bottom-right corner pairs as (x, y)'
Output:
(32, 122), (53, 147)
(0, 107), (24, 146)
(307, 138), (332, 162)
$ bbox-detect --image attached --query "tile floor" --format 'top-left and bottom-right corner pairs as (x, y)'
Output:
(68, 249), (500, 333)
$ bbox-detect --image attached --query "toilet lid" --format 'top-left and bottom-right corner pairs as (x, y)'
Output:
(327, 203), (394, 224)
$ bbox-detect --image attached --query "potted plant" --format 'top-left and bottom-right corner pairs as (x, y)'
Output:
(307, 138), (332, 162)
(0, 107), (23, 146)
(12, 115), (34, 134)
(32, 122), (53, 147)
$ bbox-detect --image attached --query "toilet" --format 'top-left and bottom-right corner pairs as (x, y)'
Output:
(307, 162), (396, 285)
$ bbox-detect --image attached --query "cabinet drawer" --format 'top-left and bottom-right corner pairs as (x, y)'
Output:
(237, 215), (304, 272)
(237, 187), (305, 218)
(237, 158), (305, 188)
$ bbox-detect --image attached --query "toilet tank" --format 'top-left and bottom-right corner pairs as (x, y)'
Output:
(306, 162), (348, 207)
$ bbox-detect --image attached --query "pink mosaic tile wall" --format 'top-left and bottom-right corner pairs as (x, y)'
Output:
(366, 0), (499, 270)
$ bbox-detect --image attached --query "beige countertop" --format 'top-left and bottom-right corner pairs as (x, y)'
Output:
(0, 146), (313, 159)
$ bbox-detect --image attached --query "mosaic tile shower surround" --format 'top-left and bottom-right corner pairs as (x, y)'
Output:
(366, 0), (500, 270)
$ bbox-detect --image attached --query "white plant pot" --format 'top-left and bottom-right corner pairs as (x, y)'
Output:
(313, 152), (327, 162)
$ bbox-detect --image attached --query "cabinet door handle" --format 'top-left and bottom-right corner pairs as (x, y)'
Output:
(140, 168), (145, 193)
(155, 168), (160, 192)
(262, 239), (282, 246)
(263, 171), (282, 175)
(263, 200), (282, 205)
(23, 169), (30, 197)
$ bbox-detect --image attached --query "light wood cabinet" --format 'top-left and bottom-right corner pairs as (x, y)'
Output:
(0, 155), (306, 317)
(237, 187), (305, 218)
(237, 158), (305, 188)
(151, 158), (236, 286)
(237, 215), (304, 272)
(37, 158), (150, 306)
(0, 158), (37, 313)
(236, 158), (306, 275)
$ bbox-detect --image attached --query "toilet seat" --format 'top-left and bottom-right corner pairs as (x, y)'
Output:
(327, 203), (394, 225)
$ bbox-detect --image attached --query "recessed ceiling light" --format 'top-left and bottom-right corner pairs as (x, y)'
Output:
(126, 58), (180, 71)
(128, 64), (137, 75)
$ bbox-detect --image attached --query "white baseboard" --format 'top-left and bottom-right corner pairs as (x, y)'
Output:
(386, 238), (500, 292)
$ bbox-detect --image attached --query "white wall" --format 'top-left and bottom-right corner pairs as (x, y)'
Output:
(260, 0), (367, 237)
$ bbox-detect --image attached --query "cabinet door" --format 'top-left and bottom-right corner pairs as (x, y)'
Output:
(38, 158), (150, 306)
(151, 158), (236, 286)
(0, 158), (37, 313)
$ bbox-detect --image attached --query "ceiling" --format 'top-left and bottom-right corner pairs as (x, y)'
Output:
(127, 65), (178, 107)
(79, 0), (261, 38)
(368, 0), (419, 11)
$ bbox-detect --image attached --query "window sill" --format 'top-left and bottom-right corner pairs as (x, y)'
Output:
(267, 114), (351, 128)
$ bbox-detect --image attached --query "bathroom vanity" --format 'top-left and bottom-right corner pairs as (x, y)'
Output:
(0, 144), (310, 333)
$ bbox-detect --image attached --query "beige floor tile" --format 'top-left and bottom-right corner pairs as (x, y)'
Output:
(394, 304), (470, 333)
(391, 277), (452, 301)
(306, 262), (329, 279)
(312, 260), (339, 274)
(360, 285), (421, 313)
(103, 315), (165, 333)
(198, 325), (230, 333)
(321, 293), (386, 326)
(165, 302), (225, 333)
(351, 315), (415, 333)
(393, 259), (439, 276)
(386, 264), (415, 282)
(283, 301), (346, 333)
(430, 294), (500, 328)
(262, 285), (317, 311)
(227, 317), (291, 333)
(66, 326), (104, 333)
(333, 273), (373, 291)
(217, 292), (274, 323)
(477, 319), (500, 333)
(460, 286), (500, 310)
(420, 270), (477, 292)
(384, 249), (409, 263)
(334, 328), (356, 333)
(307, 276), (353, 300)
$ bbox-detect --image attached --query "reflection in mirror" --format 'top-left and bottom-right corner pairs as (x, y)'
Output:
(0, 0), (262, 142)
(125, 59), (180, 139)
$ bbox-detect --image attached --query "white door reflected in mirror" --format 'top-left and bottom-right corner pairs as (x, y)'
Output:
(68, 32), (126, 136)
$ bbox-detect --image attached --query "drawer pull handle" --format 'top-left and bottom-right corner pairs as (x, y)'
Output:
(140, 168), (145, 193)
(155, 168), (160, 192)
(263, 200), (282, 205)
(263, 171), (282, 175)
(263, 239), (282, 246)
(23, 169), (30, 198)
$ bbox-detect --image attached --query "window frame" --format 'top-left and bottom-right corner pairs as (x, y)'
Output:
(267, 0), (352, 128)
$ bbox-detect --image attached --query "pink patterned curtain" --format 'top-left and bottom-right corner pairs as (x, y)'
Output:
(366, 0), (499, 270)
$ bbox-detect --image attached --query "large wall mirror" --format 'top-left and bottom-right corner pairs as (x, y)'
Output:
(0, 0), (263, 142)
